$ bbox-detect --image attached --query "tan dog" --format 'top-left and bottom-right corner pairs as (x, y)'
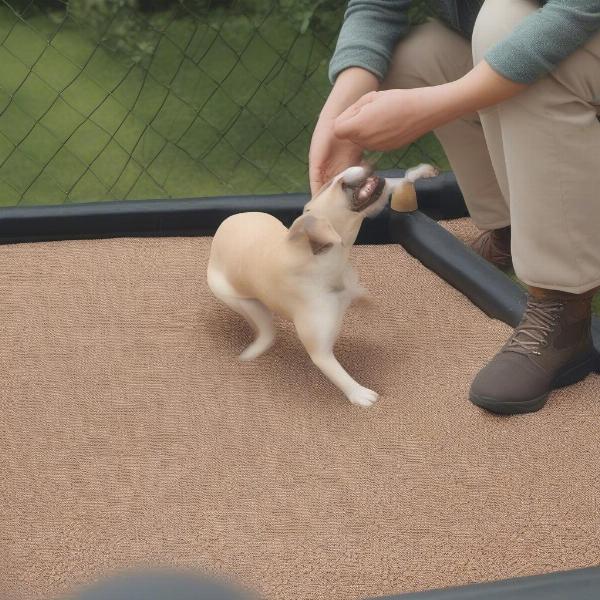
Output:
(207, 164), (438, 407)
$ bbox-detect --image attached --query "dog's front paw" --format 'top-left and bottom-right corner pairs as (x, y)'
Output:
(347, 386), (379, 408)
(406, 163), (440, 182)
(420, 164), (440, 179)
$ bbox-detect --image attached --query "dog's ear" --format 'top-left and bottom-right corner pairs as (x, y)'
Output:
(288, 214), (341, 255)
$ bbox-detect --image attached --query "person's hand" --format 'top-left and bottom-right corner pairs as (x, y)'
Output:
(309, 67), (379, 195)
(333, 87), (448, 151)
(309, 114), (363, 195)
(334, 61), (528, 152)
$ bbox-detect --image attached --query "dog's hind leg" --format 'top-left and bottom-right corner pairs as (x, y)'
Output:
(293, 301), (378, 407)
(234, 298), (275, 361)
(207, 268), (275, 360)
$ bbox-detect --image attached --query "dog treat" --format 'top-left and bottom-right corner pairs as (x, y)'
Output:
(391, 182), (417, 213)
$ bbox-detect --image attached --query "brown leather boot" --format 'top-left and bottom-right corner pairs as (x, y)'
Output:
(470, 286), (599, 414)
(470, 226), (512, 270)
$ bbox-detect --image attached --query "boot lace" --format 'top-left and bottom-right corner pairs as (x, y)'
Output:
(504, 298), (564, 356)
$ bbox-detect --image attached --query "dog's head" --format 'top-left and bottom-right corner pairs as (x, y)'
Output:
(295, 165), (389, 251)
(305, 164), (388, 221)
(289, 163), (438, 254)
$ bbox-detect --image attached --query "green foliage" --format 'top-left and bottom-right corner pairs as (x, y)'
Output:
(67, 0), (136, 20)
(277, 0), (344, 34)
(409, 0), (434, 23)
(3, 0), (62, 12)
(6, 0), (431, 56)
(27, 0), (347, 65)
(65, 0), (161, 64)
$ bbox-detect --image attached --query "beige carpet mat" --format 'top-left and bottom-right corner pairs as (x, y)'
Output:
(1, 219), (600, 600)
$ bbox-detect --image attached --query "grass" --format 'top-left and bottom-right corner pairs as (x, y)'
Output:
(0, 4), (448, 207)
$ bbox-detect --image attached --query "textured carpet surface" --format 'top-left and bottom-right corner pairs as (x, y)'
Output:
(2, 219), (600, 600)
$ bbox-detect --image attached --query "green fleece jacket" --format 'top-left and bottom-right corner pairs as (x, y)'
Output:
(329, 0), (600, 84)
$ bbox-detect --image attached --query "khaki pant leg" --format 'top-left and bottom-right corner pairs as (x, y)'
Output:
(382, 20), (509, 229)
(474, 0), (600, 293)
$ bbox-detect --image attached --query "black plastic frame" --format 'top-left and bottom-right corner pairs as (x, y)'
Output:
(387, 207), (600, 351)
(371, 566), (600, 600)
(0, 171), (465, 246)
(1, 171), (599, 598)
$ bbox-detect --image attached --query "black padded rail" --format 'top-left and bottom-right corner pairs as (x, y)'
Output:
(388, 208), (600, 352)
(409, 171), (467, 221)
(370, 566), (600, 600)
(389, 208), (526, 327)
(0, 171), (466, 246)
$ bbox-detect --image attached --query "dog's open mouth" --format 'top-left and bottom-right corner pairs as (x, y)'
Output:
(350, 175), (385, 212)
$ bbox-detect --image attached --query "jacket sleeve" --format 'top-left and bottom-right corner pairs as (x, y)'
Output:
(485, 0), (600, 84)
(328, 0), (412, 84)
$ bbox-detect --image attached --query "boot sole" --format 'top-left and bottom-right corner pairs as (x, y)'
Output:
(470, 351), (600, 415)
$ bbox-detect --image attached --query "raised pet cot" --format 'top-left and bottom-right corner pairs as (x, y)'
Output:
(1, 172), (600, 600)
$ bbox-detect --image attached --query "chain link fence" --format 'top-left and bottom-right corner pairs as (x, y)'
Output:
(0, 0), (448, 207)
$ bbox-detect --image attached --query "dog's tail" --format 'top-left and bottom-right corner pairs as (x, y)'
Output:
(405, 163), (439, 183)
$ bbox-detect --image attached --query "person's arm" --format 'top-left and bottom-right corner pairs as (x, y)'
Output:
(333, 60), (527, 151)
(329, 0), (412, 84)
(309, 0), (412, 194)
(332, 0), (600, 151)
(320, 67), (380, 121)
(485, 0), (600, 84)
(309, 68), (378, 194)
